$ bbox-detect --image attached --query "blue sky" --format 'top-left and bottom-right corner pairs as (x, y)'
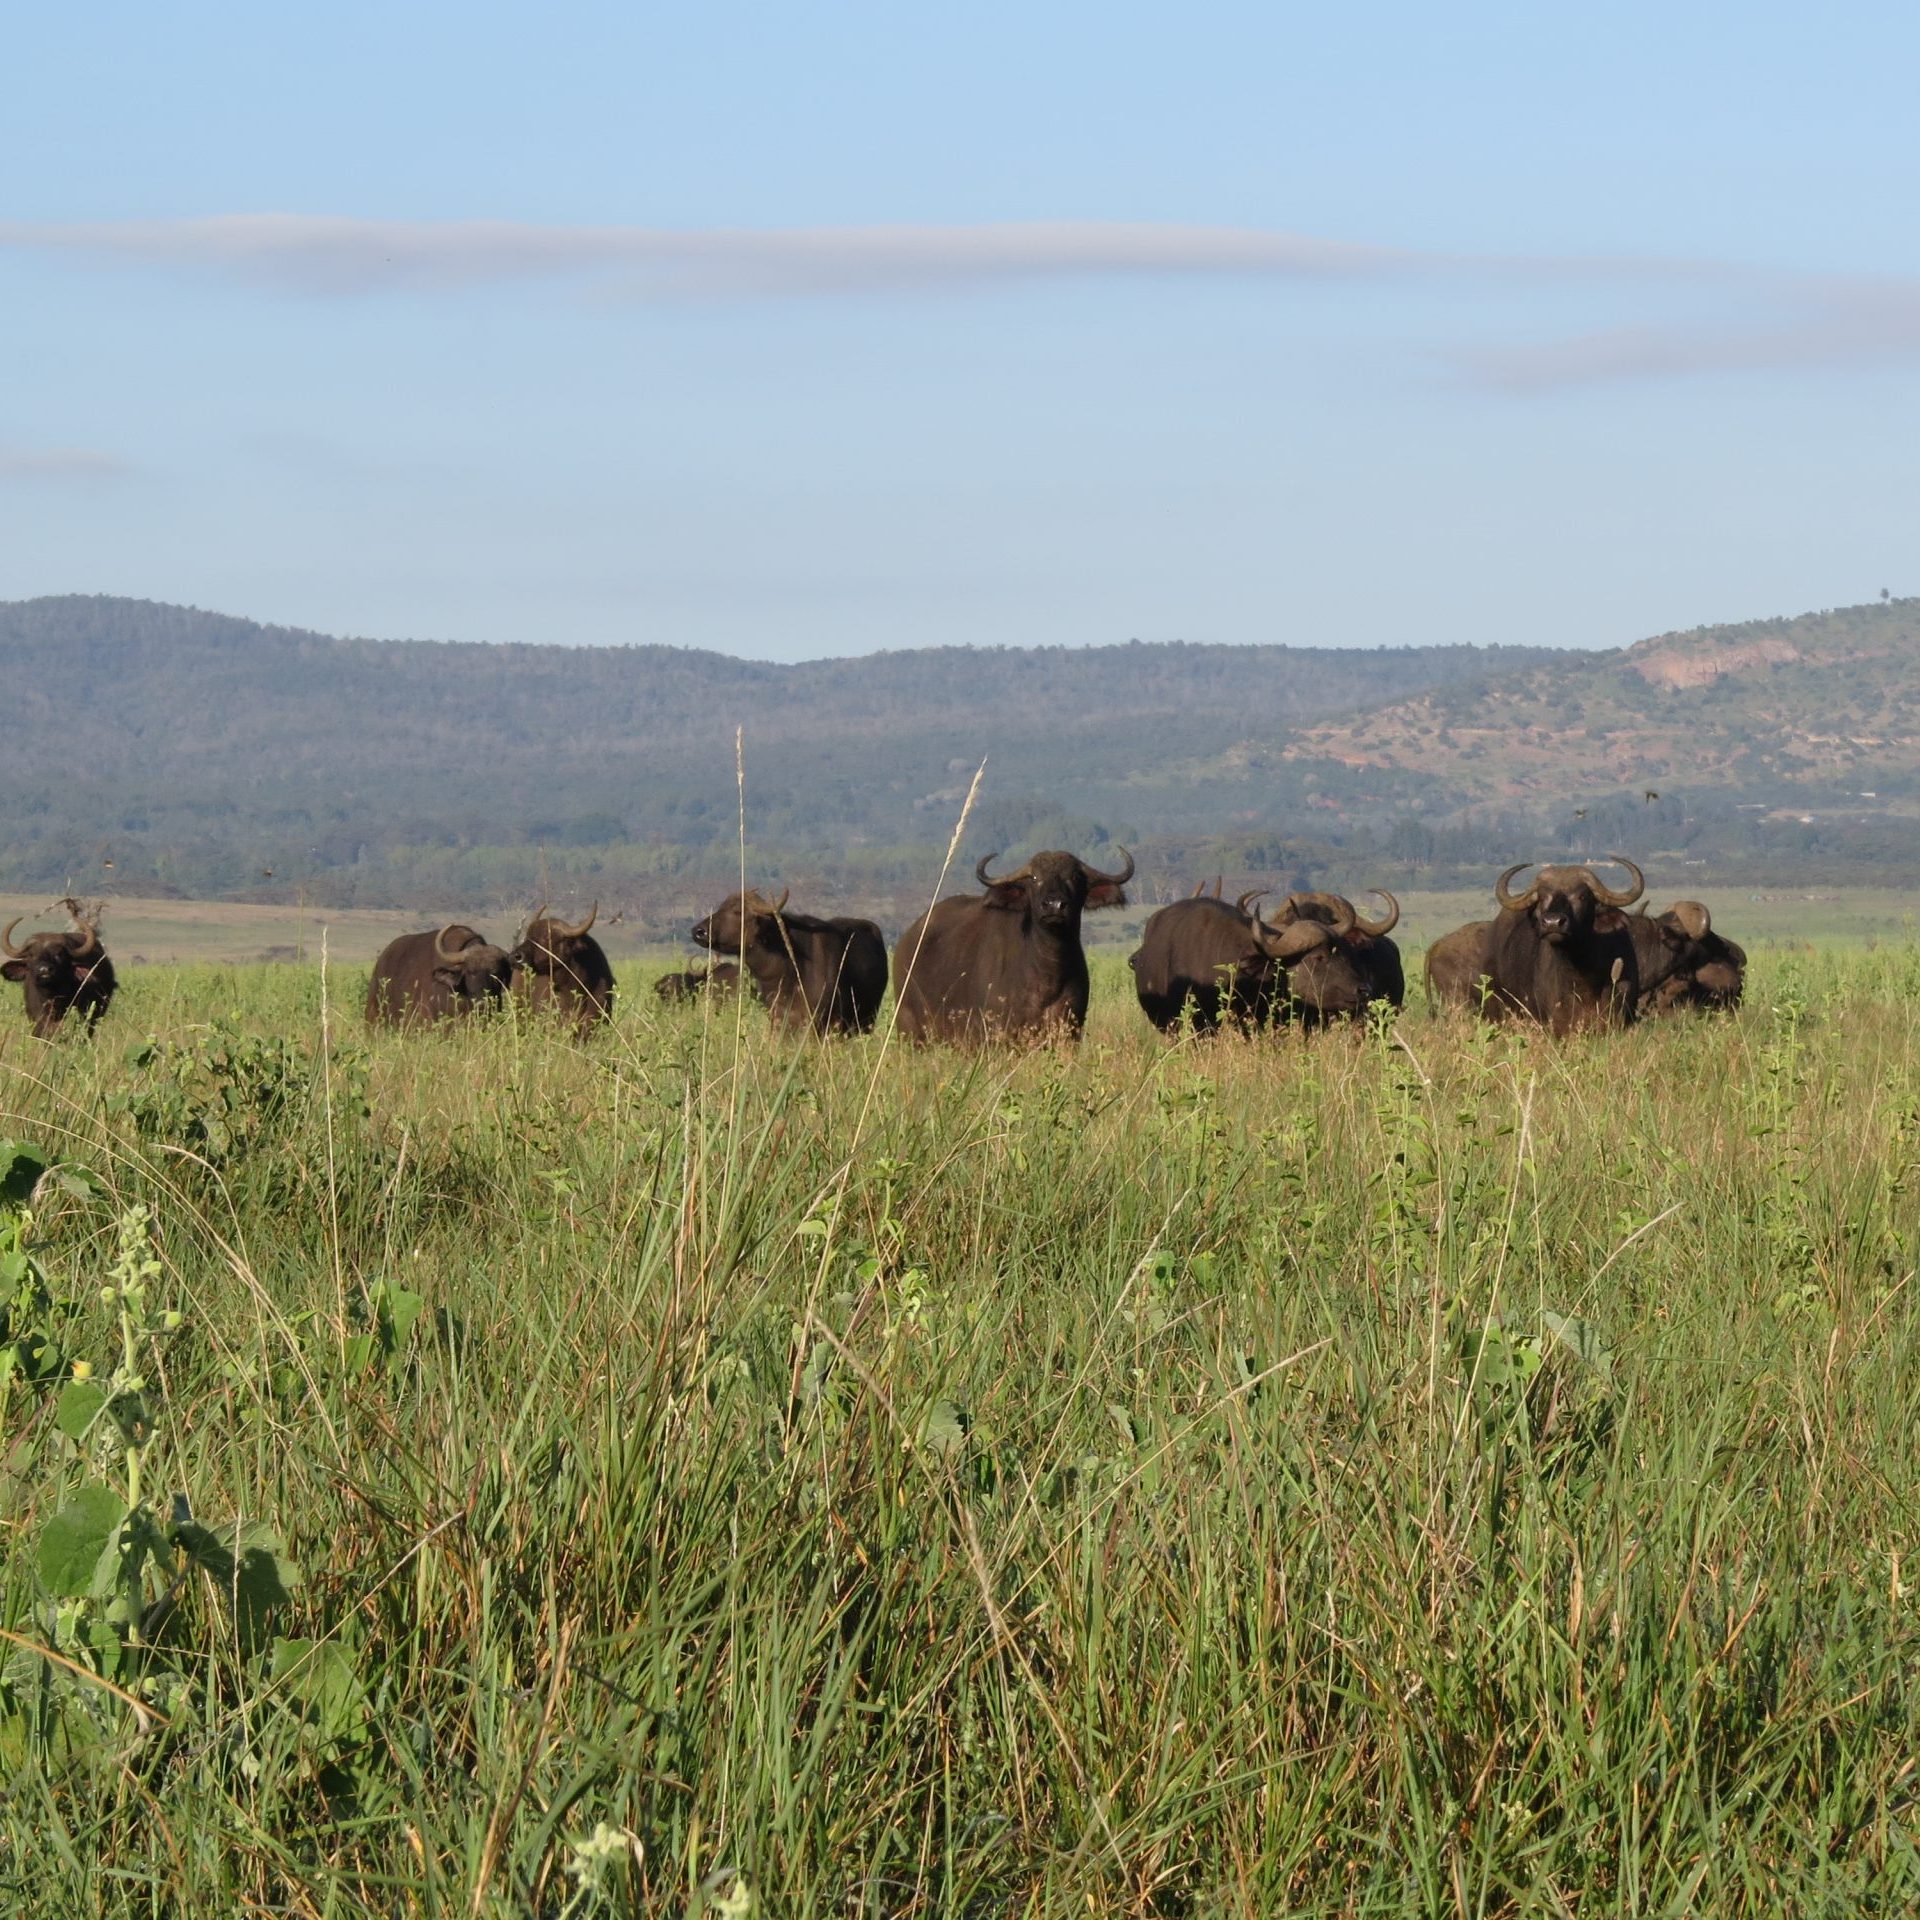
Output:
(6, 2), (1917, 659)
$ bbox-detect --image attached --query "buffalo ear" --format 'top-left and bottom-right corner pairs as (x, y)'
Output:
(1594, 909), (1627, 934)
(983, 881), (1029, 912)
(433, 965), (466, 988)
(1, 959), (25, 982)
(1084, 882), (1128, 911)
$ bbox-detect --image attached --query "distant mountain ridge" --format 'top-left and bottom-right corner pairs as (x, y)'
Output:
(3, 592), (1915, 914)
(1278, 599), (1920, 806)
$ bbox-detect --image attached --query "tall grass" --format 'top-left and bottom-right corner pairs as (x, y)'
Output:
(2, 949), (1917, 1915)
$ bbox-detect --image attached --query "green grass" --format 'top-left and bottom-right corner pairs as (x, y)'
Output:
(2, 950), (1918, 1915)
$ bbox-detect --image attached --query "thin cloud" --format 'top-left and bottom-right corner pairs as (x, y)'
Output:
(0, 442), (130, 480)
(5, 214), (1912, 389)
(1453, 282), (1920, 390)
(0, 215), (1415, 297)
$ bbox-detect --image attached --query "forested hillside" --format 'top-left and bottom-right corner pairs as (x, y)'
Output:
(4, 592), (1916, 923)
(0, 596), (1549, 915)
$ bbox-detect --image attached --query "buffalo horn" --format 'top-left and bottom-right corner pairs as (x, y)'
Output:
(1590, 855), (1645, 908)
(1353, 890), (1399, 937)
(66, 910), (101, 959)
(975, 852), (1004, 889)
(433, 924), (470, 964)
(1234, 888), (1268, 914)
(0, 917), (23, 958)
(1266, 917), (1331, 961)
(1669, 899), (1711, 939)
(1494, 863), (1539, 912)
(552, 901), (598, 940)
(1083, 846), (1135, 887)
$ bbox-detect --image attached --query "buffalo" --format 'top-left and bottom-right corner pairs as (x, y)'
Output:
(691, 888), (887, 1035)
(367, 923), (515, 1028)
(1625, 901), (1746, 1014)
(1129, 888), (1375, 1033)
(653, 961), (741, 1002)
(894, 848), (1133, 1044)
(1264, 889), (1404, 1012)
(1423, 920), (1495, 1012)
(1, 901), (116, 1035)
(1478, 856), (1645, 1034)
(511, 902), (616, 1031)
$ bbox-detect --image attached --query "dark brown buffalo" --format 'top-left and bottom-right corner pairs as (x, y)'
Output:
(1265, 889), (1404, 1012)
(894, 848), (1133, 1043)
(511, 902), (616, 1030)
(1481, 856), (1645, 1034)
(1423, 920), (1494, 1012)
(1, 901), (116, 1035)
(367, 923), (515, 1028)
(1625, 901), (1746, 1014)
(653, 961), (741, 1002)
(1129, 889), (1372, 1033)
(691, 888), (887, 1034)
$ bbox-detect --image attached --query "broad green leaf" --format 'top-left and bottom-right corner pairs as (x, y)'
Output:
(918, 1398), (970, 1458)
(380, 1283), (426, 1353)
(38, 1485), (128, 1597)
(1542, 1310), (1613, 1386)
(54, 1379), (109, 1440)
(271, 1639), (367, 1745)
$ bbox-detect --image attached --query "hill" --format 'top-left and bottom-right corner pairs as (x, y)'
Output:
(4, 593), (1917, 921)
(0, 595), (1552, 915)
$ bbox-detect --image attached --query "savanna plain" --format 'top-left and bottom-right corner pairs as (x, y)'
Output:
(3, 929), (1919, 1917)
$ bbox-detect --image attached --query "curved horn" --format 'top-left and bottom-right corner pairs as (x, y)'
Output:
(1, 917), (23, 958)
(1234, 888), (1269, 914)
(1494, 863), (1540, 912)
(1353, 889), (1399, 938)
(1082, 846), (1135, 887)
(1264, 917), (1331, 961)
(433, 923), (470, 964)
(66, 909), (101, 960)
(1590, 855), (1645, 908)
(975, 851), (1003, 889)
(552, 900), (597, 940)
(1288, 890), (1356, 934)
(1669, 899), (1711, 940)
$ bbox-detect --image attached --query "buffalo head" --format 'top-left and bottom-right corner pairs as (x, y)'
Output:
(512, 901), (598, 976)
(2, 913), (101, 991)
(691, 888), (789, 956)
(1495, 857), (1643, 944)
(1646, 900), (1746, 1011)
(1249, 904), (1372, 1019)
(432, 924), (514, 1005)
(975, 848), (1133, 930)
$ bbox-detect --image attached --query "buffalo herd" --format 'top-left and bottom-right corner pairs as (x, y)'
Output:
(1, 855), (1748, 1042)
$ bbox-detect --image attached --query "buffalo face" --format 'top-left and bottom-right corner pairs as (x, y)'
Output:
(432, 925), (515, 1006)
(1252, 914), (1370, 1021)
(1495, 858), (1644, 946)
(2, 906), (114, 1035)
(691, 888), (787, 956)
(976, 849), (1132, 930)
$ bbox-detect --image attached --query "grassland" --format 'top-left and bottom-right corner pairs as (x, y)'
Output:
(3, 945), (1918, 1915)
